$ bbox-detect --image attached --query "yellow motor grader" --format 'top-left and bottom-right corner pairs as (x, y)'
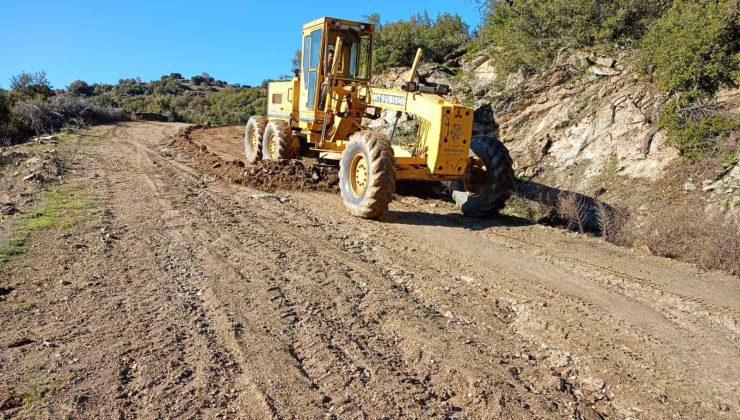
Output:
(245, 17), (513, 218)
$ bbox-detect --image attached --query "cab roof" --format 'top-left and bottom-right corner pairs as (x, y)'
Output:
(302, 17), (374, 33)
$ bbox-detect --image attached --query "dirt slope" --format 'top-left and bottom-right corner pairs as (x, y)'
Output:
(1, 122), (738, 419)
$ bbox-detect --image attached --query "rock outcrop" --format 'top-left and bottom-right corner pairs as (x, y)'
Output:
(465, 53), (680, 187)
(458, 52), (739, 221)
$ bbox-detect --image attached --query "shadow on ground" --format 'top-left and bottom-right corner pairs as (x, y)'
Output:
(383, 210), (531, 231)
(516, 180), (622, 233)
(388, 180), (624, 235)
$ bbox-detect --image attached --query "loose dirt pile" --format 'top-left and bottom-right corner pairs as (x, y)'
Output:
(0, 150), (29, 167)
(174, 125), (339, 193)
(0, 138), (65, 221)
(1, 143), (63, 184)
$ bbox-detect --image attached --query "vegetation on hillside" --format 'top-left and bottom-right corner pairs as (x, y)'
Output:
(0, 71), (129, 146)
(84, 73), (266, 125)
(367, 2), (738, 95)
(473, 0), (738, 161)
(367, 12), (470, 72)
(364, 2), (734, 163)
(475, 0), (671, 76)
(1, 71), (267, 146)
(364, 2), (737, 163)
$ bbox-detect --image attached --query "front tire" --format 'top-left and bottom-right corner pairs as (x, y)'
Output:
(339, 131), (396, 219)
(451, 135), (514, 217)
(245, 116), (267, 163)
(262, 120), (296, 160)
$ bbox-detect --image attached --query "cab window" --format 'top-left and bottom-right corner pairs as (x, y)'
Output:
(332, 33), (371, 80)
(303, 28), (323, 109)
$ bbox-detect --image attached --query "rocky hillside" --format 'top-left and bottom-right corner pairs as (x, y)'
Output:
(463, 52), (738, 218)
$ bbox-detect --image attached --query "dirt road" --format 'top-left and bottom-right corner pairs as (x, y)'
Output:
(1, 122), (738, 419)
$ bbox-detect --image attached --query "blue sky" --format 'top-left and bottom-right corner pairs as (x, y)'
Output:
(0, 0), (484, 89)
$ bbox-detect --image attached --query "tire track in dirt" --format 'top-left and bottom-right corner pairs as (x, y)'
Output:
(481, 228), (740, 345)
(3, 122), (737, 419)
(171, 122), (739, 418)
(277, 184), (740, 417)
(134, 125), (584, 417)
(422, 220), (734, 415)
(119, 124), (312, 418)
(97, 126), (269, 418)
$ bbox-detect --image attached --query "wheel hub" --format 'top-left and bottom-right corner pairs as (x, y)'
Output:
(250, 130), (261, 154)
(268, 134), (279, 159)
(350, 154), (369, 197)
(463, 157), (487, 196)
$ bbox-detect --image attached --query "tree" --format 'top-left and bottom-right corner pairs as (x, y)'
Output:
(154, 78), (184, 95)
(640, 0), (739, 95)
(291, 49), (302, 72)
(10, 71), (53, 99)
(371, 12), (470, 72)
(477, 0), (672, 76)
(68, 80), (94, 96)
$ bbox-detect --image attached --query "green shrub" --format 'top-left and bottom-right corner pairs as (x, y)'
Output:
(10, 71), (54, 100)
(153, 78), (185, 95)
(597, 0), (671, 43)
(184, 88), (266, 125)
(67, 80), (93, 96)
(639, 0), (739, 95)
(0, 89), (34, 145)
(659, 96), (740, 161)
(3, 70), (266, 144)
(477, 0), (670, 76)
(370, 12), (470, 72)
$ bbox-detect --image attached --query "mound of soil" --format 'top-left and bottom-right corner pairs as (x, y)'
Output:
(244, 159), (339, 192)
(173, 126), (339, 193)
(23, 154), (63, 183)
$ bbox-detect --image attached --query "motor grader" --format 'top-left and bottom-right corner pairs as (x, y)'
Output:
(245, 17), (513, 219)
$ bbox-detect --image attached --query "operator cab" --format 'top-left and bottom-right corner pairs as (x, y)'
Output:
(299, 17), (374, 123)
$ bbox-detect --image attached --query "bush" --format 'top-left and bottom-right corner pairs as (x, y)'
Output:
(639, 0), (739, 95)
(557, 192), (588, 233)
(51, 95), (130, 125)
(659, 96), (740, 161)
(371, 12), (470, 72)
(117, 78), (148, 96)
(1, 82), (129, 145)
(477, 0), (670, 75)
(645, 200), (740, 274)
(191, 73), (216, 87)
(10, 71), (54, 100)
(14, 95), (130, 136)
(67, 80), (93, 97)
(184, 88), (266, 125)
(153, 79), (185, 95)
(0, 89), (34, 146)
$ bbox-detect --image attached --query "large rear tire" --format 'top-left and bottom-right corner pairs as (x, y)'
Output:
(245, 116), (267, 163)
(339, 131), (396, 219)
(262, 120), (296, 160)
(451, 135), (514, 217)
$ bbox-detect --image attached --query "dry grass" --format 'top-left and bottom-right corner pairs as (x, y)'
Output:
(508, 180), (738, 275)
(596, 202), (631, 244)
(644, 202), (740, 275)
(557, 192), (588, 233)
